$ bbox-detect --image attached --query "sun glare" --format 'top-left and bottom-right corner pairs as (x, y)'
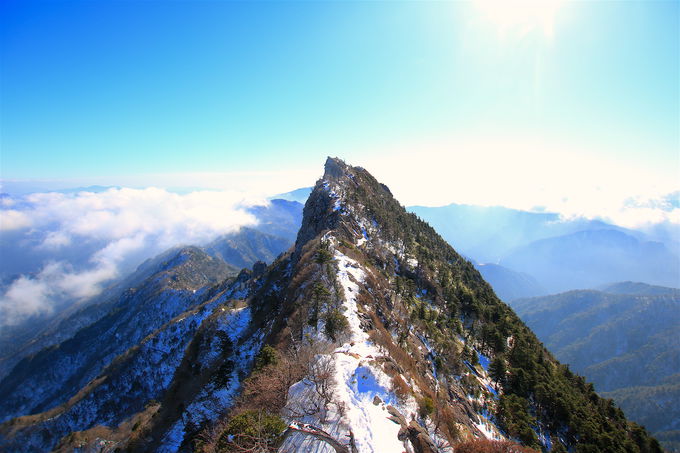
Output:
(473, 0), (565, 38)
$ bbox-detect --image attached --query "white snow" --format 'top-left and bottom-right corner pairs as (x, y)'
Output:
(474, 416), (501, 440)
(158, 306), (262, 452)
(281, 248), (418, 453)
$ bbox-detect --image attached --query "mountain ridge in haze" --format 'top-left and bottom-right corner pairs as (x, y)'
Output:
(510, 284), (680, 451)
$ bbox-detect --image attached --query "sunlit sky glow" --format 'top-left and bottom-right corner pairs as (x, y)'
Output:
(1, 0), (678, 227)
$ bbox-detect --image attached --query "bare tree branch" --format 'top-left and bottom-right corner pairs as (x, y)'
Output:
(284, 423), (350, 453)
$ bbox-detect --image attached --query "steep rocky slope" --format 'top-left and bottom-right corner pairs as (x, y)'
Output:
(0, 158), (662, 453)
(0, 247), (232, 423)
(0, 245), (238, 382)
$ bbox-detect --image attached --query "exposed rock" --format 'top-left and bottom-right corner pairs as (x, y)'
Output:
(387, 405), (408, 427)
(397, 420), (438, 453)
(252, 260), (267, 277)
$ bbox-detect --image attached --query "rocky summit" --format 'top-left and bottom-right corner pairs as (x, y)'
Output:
(0, 158), (661, 453)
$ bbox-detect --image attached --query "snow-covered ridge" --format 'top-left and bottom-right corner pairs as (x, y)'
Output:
(0, 273), (255, 452)
(0, 286), (208, 425)
(282, 248), (418, 452)
(159, 306), (264, 452)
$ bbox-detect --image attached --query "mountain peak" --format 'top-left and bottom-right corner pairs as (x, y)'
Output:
(323, 156), (349, 180)
(294, 158), (396, 256)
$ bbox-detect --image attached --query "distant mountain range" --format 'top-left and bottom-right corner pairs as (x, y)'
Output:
(245, 198), (303, 241)
(408, 203), (633, 263)
(474, 263), (546, 301)
(203, 227), (292, 270)
(271, 186), (313, 204)
(500, 229), (679, 293)
(510, 283), (680, 451)
(409, 203), (679, 295)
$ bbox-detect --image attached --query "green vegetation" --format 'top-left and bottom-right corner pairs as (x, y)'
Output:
(323, 308), (349, 342)
(603, 379), (680, 452)
(511, 290), (680, 451)
(489, 355), (507, 385)
(308, 282), (331, 327)
(314, 240), (333, 264)
(216, 410), (287, 452)
(497, 394), (538, 447)
(253, 345), (279, 373)
(418, 395), (435, 419)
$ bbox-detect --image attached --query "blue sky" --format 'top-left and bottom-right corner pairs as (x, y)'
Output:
(0, 0), (678, 322)
(1, 0), (678, 214)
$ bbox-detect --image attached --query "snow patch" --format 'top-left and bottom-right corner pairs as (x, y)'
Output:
(281, 249), (418, 452)
(158, 306), (261, 452)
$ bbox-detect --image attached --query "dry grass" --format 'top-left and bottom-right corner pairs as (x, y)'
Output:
(53, 401), (160, 452)
(391, 374), (411, 402)
(455, 439), (540, 453)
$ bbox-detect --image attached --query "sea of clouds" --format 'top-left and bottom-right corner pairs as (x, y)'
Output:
(0, 187), (265, 326)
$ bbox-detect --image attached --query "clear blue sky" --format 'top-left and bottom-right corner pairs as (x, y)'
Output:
(1, 0), (678, 208)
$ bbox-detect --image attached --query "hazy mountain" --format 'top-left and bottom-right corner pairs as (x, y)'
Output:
(501, 229), (680, 293)
(0, 197), (302, 378)
(409, 203), (679, 294)
(245, 198), (304, 241)
(0, 197), (302, 286)
(0, 158), (659, 453)
(603, 379), (680, 453)
(511, 287), (680, 450)
(0, 246), (234, 423)
(408, 203), (630, 263)
(474, 263), (546, 301)
(0, 244), (238, 381)
(599, 281), (680, 296)
(0, 225), (298, 383)
(272, 186), (313, 204)
(204, 227), (291, 270)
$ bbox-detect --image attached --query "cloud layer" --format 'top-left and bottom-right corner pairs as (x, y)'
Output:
(0, 187), (263, 326)
(353, 140), (680, 231)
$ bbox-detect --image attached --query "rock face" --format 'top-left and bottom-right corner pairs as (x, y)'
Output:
(0, 158), (662, 453)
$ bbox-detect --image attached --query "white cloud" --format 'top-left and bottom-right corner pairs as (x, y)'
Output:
(40, 231), (72, 249)
(0, 187), (265, 326)
(0, 274), (52, 323)
(350, 139), (680, 230)
(0, 210), (32, 231)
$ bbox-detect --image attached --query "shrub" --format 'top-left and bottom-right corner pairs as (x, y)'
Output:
(418, 395), (435, 418)
(253, 345), (279, 372)
(217, 410), (287, 452)
(315, 240), (333, 264)
(323, 309), (349, 342)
